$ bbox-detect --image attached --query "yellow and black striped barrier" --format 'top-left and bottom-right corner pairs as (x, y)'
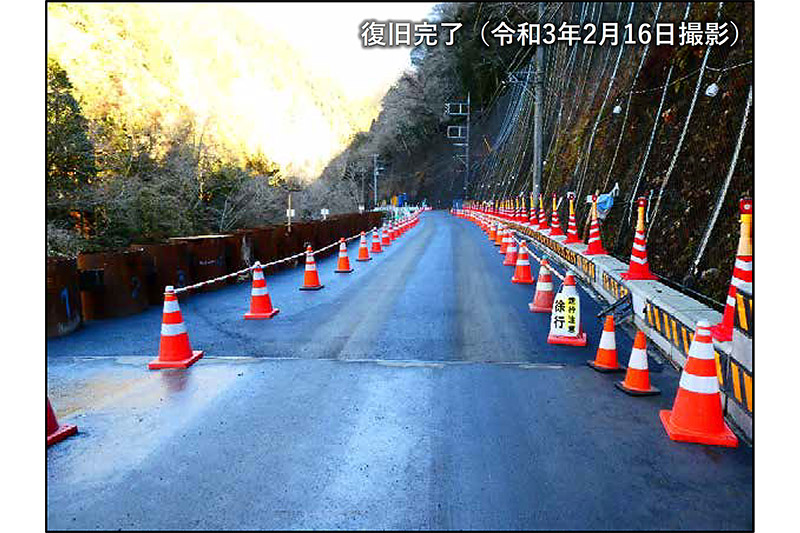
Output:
(734, 287), (753, 337)
(519, 226), (596, 282)
(645, 300), (753, 415)
(602, 271), (629, 300)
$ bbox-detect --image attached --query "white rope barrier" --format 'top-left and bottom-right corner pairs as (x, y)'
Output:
(173, 212), (421, 295)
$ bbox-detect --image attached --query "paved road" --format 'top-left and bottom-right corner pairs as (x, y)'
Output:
(47, 211), (753, 530)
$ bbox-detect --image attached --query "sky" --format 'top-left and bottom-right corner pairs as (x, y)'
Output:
(232, 2), (440, 99)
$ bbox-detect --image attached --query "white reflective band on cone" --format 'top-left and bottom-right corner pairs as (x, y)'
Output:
(688, 342), (715, 361)
(161, 322), (187, 336)
(599, 332), (616, 350)
(679, 372), (719, 394)
(305, 263), (315, 271)
(253, 269), (264, 280)
(536, 281), (553, 291)
(731, 278), (752, 291)
(633, 242), (647, 252)
(627, 348), (648, 370)
(630, 255), (648, 265)
(734, 259), (752, 271)
(251, 287), (269, 296)
(726, 295), (737, 306)
(163, 300), (180, 313)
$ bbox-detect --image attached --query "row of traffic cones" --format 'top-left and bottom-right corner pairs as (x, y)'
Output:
(149, 213), (422, 370)
(588, 315), (737, 446)
(462, 209), (739, 449)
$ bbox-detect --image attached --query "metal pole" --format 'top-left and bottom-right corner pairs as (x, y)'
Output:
(465, 92), (471, 199)
(373, 154), (378, 207)
(287, 191), (292, 231)
(532, 2), (544, 200)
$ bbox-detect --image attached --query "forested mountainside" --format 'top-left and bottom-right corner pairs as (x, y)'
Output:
(325, 2), (752, 304)
(47, 3), (381, 253)
(47, 1), (753, 305)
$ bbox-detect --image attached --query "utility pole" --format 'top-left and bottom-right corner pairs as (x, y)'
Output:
(465, 92), (471, 198)
(532, 1), (544, 200)
(445, 94), (471, 204)
(373, 154), (378, 207)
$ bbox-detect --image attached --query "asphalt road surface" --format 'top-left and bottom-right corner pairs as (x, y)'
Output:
(47, 210), (753, 530)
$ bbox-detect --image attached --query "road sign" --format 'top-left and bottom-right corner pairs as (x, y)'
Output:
(550, 292), (581, 338)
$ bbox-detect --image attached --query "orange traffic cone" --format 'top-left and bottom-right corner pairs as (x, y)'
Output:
(529, 196), (538, 228)
(356, 231), (372, 261)
(47, 398), (77, 446)
(371, 228), (383, 253)
(299, 245), (324, 290)
(390, 222), (398, 241)
(381, 226), (392, 246)
(244, 262), (280, 319)
(149, 286), (204, 369)
(585, 194), (607, 255)
(511, 241), (535, 284)
(546, 273), (587, 346)
(503, 238), (518, 266)
(499, 230), (512, 254)
(488, 222), (497, 241)
(565, 192), (581, 244)
(660, 321), (738, 447)
(711, 197), (753, 342)
(529, 258), (555, 312)
(549, 194), (564, 237)
(616, 331), (660, 396)
(621, 197), (657, 280)
(334, 238), (354, 273)
(588, 315), (625, 372)
(494, 225), (505, 246)
(537, 194), (549, 231)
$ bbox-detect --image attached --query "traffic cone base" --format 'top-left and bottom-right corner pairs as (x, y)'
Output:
(620, 270), (658, 281)
(548, 331), (587, 346)
(587, 359), (625, 373)
(529, 301), (552, 313)
(709, 323), (732, 342)
(148, 350), (204, 370)
(659, 409), (738, 447)
(357, 255), (372, 262)
(335, 267), (354, 273)
(47, 423), (78, 446)
(299, 284), (324, 291)
(512, 277), (534, 284)
(245, 308), (280, 320)
(615, 380), (660, 396)
(47, 400), (77, 447)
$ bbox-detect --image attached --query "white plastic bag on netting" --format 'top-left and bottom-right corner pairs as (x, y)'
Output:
(584, 183), (620, 220)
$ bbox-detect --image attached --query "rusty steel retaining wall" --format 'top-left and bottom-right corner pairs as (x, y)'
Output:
(46, 212), (383, 337)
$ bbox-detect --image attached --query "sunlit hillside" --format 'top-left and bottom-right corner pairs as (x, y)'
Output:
(47, 2), (383, 180)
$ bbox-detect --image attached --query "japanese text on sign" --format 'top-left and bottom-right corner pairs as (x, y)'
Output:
(551, 294), (581, 337)
(361, 20), (463, 47)
(480, 20), (739, 47)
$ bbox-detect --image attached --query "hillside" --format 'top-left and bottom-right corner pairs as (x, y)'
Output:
(325, 2), (753, 305)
